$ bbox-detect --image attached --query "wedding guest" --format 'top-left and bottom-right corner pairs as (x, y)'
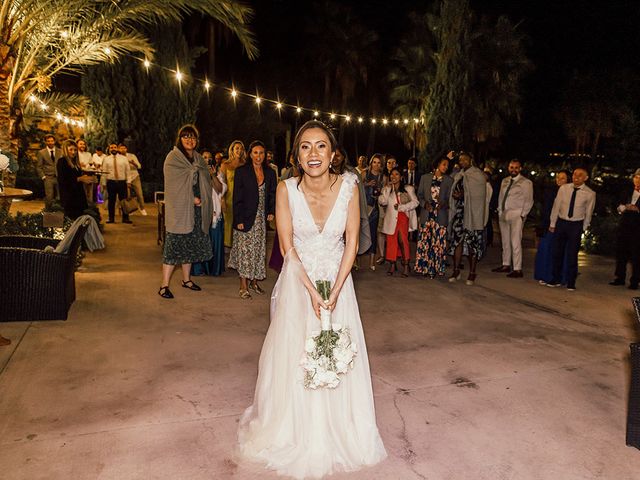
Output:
(379, 167), (419, 276)
(228, 141), (277, 299)
(91, 146), (105, 168)
(102, 143), (132, 224)
(356, 155), (368, 176)
(363, 153), (384, 270)
(159, 125), (213, 299)
(221, 140), (246, 248)
(192, 164), (227, 277)
(547, 167), (596, 291)
(76, 139), (94, 202)
(214, 151), (224, 170)
(492, 159), (534, 277)
(403, 157), (421, 188)
(119, 143), (147, 216)
(415, 156), (453, 277)
(448, 152), (490, 285)
(333, 146), (372, 257)
(266, 150), (279, 178)
(36, 134), (62, 207)
(280, 151), (298, 180)
(610, 168), (640, 290)
(56, 139), (94, 220)
(383, 154), (397, 185)
(535, 170), (569, 285)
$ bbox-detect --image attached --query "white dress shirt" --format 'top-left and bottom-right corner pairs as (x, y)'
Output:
(102, 154), (131, 182)
(617, 189), (640, 213)
(92, 153), (104, 167)
(497, 174), (534, 217)
(550, 183), (596, 230)
(126, 153), (141, 180)
(78, 151), (92, 169)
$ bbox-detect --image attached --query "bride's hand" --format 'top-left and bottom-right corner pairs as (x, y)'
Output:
(308, 288), (326, 319)
(325, 288), (340, 311)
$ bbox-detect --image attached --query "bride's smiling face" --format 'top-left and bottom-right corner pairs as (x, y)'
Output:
(298, 128), (335, 178)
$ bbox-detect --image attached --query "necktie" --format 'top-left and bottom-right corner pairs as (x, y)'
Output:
(50, 150), (55, 163)
(502, 178), (514, 212)
(113, 155), (119, 180)
(568, 187), (578, 218)
(409, 172), (413, 185)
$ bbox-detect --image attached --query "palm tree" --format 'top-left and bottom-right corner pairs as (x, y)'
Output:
(388, 11), (437, 157)
(0, 0), (257, 186)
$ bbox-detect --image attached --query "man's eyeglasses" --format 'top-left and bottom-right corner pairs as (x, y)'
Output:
(181, 134), (197, 140)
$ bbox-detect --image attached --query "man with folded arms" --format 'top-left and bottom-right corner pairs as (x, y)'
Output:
(547, 167), (596, 291)
(492, 159), (534, 277)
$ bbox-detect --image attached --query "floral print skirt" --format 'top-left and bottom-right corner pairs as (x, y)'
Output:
(415, 219), (448, 276)
(228, 184), (267, 280)
(163, 206), (213, 265)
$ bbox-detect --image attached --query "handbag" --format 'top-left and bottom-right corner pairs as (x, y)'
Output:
(121, 196), (139, 214)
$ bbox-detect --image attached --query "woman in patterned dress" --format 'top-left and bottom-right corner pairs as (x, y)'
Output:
(415, 157), (453, 277)
(221, 140), (246, 248)
(228, 141), (277, 299)
(159, 125), (213, 299)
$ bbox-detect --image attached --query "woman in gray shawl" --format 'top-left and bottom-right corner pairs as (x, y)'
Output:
(159, 125), (213, 299)
(447, 151), (491, 286)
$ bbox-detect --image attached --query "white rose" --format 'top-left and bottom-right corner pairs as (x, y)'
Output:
(305, 337), (316, 353)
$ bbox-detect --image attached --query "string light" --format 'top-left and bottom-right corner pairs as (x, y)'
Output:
(296, 107), (302, 113)
(358, 117), (364, 123)
(313, 110), (319, 117)
(276, 102), (283, 109)
(255, 96), (261, 104)
(371, 118), (376, 124)
(231, 89), (238, 98)
(345, 115), (351, 122)
(204, 80), (210, 91)
(330, 113), (336, 120)
(382, 118), (388, 125)
(403, 119), (409, 125)
(175, 69), (183, 83)
(143, 59), (150, 69)
(393, 119), (399, 125)
(104, 47), (111, 55)
(27, 93), (85, 130)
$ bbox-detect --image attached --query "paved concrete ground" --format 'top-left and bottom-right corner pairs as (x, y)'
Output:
(1, 201), (640, 479)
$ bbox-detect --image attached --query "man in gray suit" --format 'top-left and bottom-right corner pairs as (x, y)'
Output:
(36, 134), (62, 207)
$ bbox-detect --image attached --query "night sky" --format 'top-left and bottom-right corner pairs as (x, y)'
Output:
(206, 0), (639, 163)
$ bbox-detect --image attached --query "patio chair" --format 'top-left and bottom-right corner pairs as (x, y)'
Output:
(627, 297), (640, 449)
(0, 220), (90, 321)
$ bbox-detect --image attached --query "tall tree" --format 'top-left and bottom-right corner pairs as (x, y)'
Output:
(0, 0), (257, 187)
(424, 0), (473, 162)
(389, 0), (531, 166)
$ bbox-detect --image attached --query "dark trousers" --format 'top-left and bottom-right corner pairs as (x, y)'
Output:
(552, 218), (582, 287)
(106, 180), (129, 222)
(615, 218), (640, 286)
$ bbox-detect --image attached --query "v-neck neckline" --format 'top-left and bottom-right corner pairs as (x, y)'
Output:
(299, 175), (344, 235)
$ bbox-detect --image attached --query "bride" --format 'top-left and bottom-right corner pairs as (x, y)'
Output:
(237, 121), (386, 478)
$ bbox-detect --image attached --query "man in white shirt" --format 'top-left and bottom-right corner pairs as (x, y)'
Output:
(102, 143), (132, 224)
(91, 146), (105, 168)
(118, 143), (147, 215)
(547, 167), (596, 290)
(492, 159), (534, 277)
(610, 168), (640, 290)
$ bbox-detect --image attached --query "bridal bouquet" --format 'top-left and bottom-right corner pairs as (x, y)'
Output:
(300, 280), (357, 389)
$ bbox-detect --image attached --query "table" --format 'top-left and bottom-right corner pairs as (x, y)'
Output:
(0, 187), (32, 212)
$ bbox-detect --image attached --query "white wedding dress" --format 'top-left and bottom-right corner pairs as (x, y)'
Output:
(238, 172), (386, 479)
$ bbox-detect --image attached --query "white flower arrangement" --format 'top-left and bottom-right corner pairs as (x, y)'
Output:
(300, 280), (358, 389)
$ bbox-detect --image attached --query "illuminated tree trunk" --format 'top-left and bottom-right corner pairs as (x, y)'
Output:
(0, 51), (18, 210)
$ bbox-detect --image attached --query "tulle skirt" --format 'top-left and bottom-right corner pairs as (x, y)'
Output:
(237, 253), (386, 479)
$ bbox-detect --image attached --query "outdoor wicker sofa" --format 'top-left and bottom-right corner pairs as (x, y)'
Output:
(0, 222), (89, 321)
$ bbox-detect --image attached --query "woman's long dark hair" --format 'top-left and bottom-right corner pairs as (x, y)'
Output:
(291, 120), (338, 187)
(389, 166), (407, 193)
(61, 139), (80, 169)
(247, 140), (266, 170)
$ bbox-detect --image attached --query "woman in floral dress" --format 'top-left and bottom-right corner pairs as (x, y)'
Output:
(415, 157), (453, 277)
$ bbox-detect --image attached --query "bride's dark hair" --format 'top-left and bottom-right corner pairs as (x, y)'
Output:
(292, 120), (338, 187)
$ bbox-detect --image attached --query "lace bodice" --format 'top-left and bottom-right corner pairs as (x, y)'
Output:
(284, 172), (357, 282)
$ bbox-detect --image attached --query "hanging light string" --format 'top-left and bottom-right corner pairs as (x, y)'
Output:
(133, 54), (425, 127)
(27, 94), (85, 129)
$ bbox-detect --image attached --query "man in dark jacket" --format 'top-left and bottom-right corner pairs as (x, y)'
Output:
(610, 168), (640, 290)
